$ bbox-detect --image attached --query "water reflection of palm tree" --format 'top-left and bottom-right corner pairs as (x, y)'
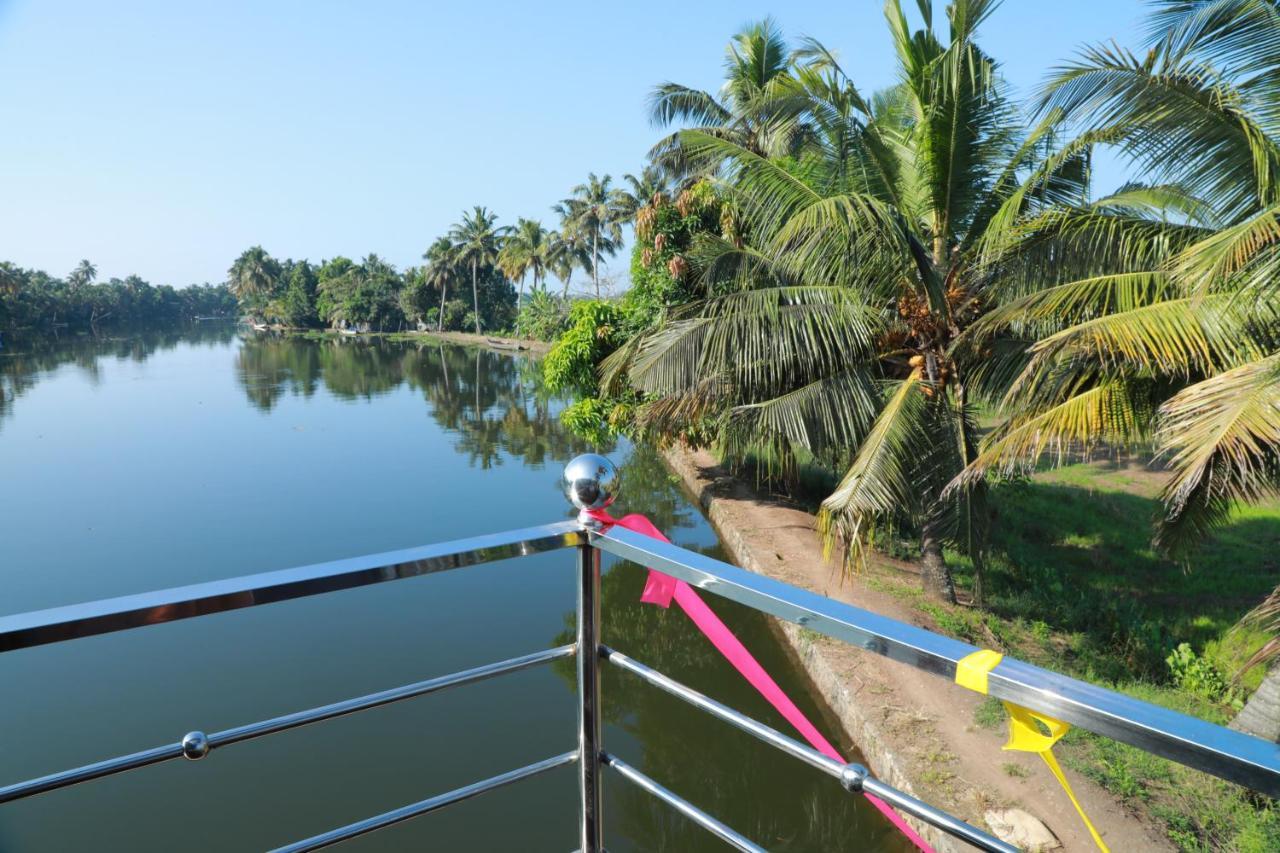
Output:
(234, 335), (609, 468)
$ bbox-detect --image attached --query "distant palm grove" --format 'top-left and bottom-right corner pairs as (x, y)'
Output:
(0, 259), (235, 331)
(217, 171), (647, 337)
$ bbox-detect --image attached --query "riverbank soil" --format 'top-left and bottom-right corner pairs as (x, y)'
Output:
(662, 445), (1280, 851)
(390, 329), (553, 354)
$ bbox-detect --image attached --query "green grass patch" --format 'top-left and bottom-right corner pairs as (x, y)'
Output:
(1002, 761), (1029, 778)
(899, 458), (1280, 851)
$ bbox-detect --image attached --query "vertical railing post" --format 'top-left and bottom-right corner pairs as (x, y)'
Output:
(563, 453), (618, 853)
(576, 539), (604, 853)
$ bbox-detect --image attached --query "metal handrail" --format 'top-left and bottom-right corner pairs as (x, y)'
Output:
(601, 752), (767, 853)
(0, 521), (582, 652)
(0, 644), (576, 805)
(271, 751), (581, 853)
(601, 646), (1017, 853)
(590, 523), (1280, 797)
(2, 453), (1278, 851)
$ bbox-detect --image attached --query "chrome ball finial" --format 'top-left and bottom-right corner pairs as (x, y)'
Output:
(563, 453), (620, 513)
(839, 763), (868, 793)
(181, 731), (210, 761)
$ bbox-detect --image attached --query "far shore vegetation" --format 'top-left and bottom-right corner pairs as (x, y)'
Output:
(4, 1), (1280, 848)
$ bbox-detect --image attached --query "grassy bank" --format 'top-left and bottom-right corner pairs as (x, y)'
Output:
(855, 459), (1280, 850)
(271, 327), (553, 353)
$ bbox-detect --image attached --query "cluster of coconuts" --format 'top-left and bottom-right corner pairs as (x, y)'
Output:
(908, 353), (951, 396)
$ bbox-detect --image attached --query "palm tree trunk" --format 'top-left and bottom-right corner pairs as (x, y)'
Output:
(592, 230), (600, 298)
(920, 515), (956, 603)
(1231, 665), (1280, 742)
(971, 551), (987, 607)
(515, 272), (527, 336)
(471, 259), (481, 335)
(437, 279), (448, 332)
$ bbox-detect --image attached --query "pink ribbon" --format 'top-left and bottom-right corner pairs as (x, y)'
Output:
(586, 509), (934, 852)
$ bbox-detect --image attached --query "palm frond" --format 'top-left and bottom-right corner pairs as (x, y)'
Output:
(612, 286), (882, 403)
(1091, 182), (1218, 225)
(951, 381), (1157, 490)
(982, 206), (1206, 303)
(961, 271), (1175, 344)
(818, 373), (928, 568)
(1234, 582), (1280, 675)
(1016, 294), (1269, 386)
(1039, 40), (1280, 217)
(1172, 201), (1280, 294)
(721, 367), (881, 459)
(1148, 0), (1280, 133)
(648, 83), (732, 129)
(1155, 351), (1280, 555)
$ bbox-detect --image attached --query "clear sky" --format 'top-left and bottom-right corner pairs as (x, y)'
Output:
(0, 0), (1147, 288)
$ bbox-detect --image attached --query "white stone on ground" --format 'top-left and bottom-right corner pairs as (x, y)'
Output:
(984, 808), (1061, 851)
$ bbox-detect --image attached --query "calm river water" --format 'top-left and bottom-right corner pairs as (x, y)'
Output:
(0, 328), (906, 851)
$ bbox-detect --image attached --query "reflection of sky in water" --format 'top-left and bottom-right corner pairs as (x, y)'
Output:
(0, 331), (906, 852)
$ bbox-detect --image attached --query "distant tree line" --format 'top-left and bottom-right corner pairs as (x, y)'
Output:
(226, 171), (656, 337)
(2, 165), (652, 339)
(0, 259), (236, 332)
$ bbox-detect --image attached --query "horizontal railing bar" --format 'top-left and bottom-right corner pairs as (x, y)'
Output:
(0, 522), (582, 652)
(0, 742), (184, 806)
(601, 646), (1014, 853)
(602, 646), (835, 775)
(600, 752), (766, 853)
(859, 774), (1006, 853)
(0, 645), (574, 804)
(592, 525), (1280, 796)
(211, 644), (576, 748)
(271, 750), (579, 853)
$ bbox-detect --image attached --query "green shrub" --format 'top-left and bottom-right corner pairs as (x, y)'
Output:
(439, 299), (469, 331)
(1166, 643), (1230, 702)
(516, 291), (570, 342)
(560, 397), (635, 445)
(543, 300), (625, 393)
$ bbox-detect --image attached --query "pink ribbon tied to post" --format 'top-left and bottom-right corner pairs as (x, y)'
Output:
(565, 454), (932, 852)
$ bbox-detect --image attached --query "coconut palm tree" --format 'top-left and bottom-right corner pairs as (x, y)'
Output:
(448, 207), (511, 335)
(499, 218), (553, 303)
(956, 0), (1280, 552)
(557, 174), (629, 299)
(527, 226), (556, 295)
(423, 237), (458, 332)
(0, 262), (21, 298)
(648, 18), (803, 177)
(944, 0), (1280, 729)
(67, 260), (97, 290)
(548, 228), (590, 299)
(227, 247), (281, 319)
(620, 166), (672, 219)
(604, 0), (1090, 603)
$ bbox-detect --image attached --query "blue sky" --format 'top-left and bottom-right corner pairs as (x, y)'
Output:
(0, 1), (1147, 288)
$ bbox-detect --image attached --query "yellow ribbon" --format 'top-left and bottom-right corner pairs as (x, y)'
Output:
(955, 650), (1110, 852)
(955, 648), (1003, 694)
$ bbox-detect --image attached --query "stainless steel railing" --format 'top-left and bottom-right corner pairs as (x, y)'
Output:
(0, 454), (1277, 852)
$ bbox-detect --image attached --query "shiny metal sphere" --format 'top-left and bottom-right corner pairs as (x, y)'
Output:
(181, 731), (210, 761)
(563, 454), (620, 511)
(839, 763), (868, 793)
